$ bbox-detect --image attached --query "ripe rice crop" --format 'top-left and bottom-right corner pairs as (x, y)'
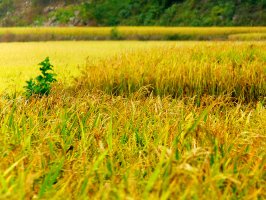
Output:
(229, 33), (266, 41)
(0, 41), (170, 93)
(0, 89), (265, 199)
(77, 42), (266, 103)
(0, 40), (265, 199)
(0, 26), (266, 42)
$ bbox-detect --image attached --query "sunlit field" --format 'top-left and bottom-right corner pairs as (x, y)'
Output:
(78, 42), (266, 101)
(0, 41), (178, 92)
(0, 27), (266, 41)
(0, 40), (265, 199)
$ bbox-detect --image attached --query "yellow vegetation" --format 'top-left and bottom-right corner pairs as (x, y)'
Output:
(0, 27), (266, 41)
(78, 41), (266, 102)
(0, 41), (172, 92)
(0, 40), (265, 199)
(229, 33), (266, 41)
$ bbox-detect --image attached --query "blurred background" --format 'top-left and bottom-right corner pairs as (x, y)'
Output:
(0, 0), (265, 27)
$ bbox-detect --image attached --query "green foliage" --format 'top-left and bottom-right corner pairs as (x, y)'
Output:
(0, 0), (265, 26)
(75, 0), (266, 26)
(24, 57), (57, 98)
(53, 7), (76, 24)
(38, 159), (64, 198)
(0, 0), (13, 18)
(110, 27), (123, 40)
(88, 0), (130, 26)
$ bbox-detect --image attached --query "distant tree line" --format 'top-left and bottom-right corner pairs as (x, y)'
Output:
(0, 0), (265, 26)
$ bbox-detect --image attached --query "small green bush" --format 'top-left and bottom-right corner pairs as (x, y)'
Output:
(24, 57), (57, 98)
(110, 27), (123, 40)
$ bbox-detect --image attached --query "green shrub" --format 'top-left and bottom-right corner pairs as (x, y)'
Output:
(0, 0), (13, 18)
(24, 57), (57, 98)
(110, 27), (123, 40)
(54, 8), (75, 24)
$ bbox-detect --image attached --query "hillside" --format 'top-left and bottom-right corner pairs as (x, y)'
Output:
(0, 0), (265, 26)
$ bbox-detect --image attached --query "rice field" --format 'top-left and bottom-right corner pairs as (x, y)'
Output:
(0, 41), (174, 92)
(0, 26), (266, 42)
(0, 40), (265, 199)
(229, 33), (266, 41)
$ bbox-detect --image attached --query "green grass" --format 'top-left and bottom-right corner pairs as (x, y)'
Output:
(0, 41), (265, 199)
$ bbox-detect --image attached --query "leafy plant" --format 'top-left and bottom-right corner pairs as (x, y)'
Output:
(110, 27), (123, 40)
(24, 57), (57, 98)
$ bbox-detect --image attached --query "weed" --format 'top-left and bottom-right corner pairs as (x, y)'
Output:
(24, 57), (57, 97)
(110, 27), (123, 40)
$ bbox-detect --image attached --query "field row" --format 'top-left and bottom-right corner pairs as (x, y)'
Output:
(0, 27), (266, 42)
(77, 42), (266, 103)
(0, 41), (175, 92)
(0, 41), (265, 103)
